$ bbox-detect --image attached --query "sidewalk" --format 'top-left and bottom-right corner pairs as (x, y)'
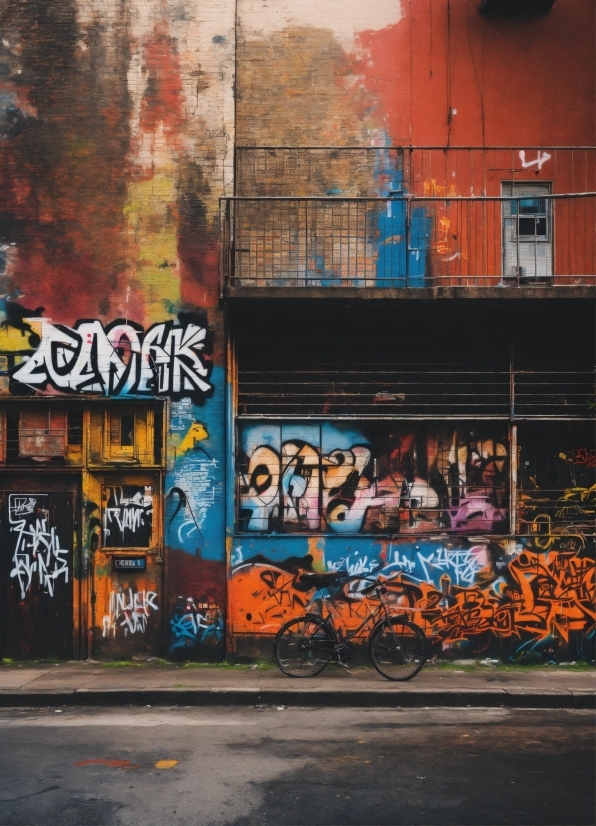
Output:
(0, 661), (593, 708)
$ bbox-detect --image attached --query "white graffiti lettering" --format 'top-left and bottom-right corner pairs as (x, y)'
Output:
(103, 486), (153, 548)
(102, 589), (158, 638)
(519, 150), (551, 171)
(8, 495), (69, 599)
(417, 545), (489, 587)
(328, 555), (380, 576)
(11, 315), (212, 400)
(390, 549), (416, 573)
(8, 496), (37, 517)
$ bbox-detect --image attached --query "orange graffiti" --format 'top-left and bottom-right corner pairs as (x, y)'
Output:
(423, 180), (457, 198)
(231, 546), (595, 657)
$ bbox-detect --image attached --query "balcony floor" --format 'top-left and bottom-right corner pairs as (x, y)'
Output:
(224, 284), (595, 301)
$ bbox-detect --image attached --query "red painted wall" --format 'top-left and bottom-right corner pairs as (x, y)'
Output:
(357, 0), (595, 147)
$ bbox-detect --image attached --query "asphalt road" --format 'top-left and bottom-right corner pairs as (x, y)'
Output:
(0, 706), (592, 826)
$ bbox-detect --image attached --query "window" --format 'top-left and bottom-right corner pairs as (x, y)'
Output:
(120, 415), (135, 447)
(106, 410), (136, 461)
(502, 182), (552, 281)
(102, 484), (154, 548)
(237, 422), (509, 535)
(67, 410), (84, 446)
(18, 409), (67, 458)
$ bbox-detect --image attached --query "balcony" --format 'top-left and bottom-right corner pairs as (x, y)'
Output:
(222, 147), (596, 299)
(221, 193), (596, 298)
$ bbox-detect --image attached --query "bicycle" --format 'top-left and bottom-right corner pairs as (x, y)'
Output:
(273, 571), (428, 681)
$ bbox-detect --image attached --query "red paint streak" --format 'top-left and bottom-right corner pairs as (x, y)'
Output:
(74, 759), (140, 769)
(353, 23), (411, 144)
(165, 551), (225, 611)
(0, 8), (143, 324)
(179, 230), (220, 312)
(139, 21), (184, 138)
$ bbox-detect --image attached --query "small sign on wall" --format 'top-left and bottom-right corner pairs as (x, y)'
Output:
(112, 556), (147, 572)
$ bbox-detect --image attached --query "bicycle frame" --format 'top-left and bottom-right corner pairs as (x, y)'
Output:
(309, 583), (402, 646)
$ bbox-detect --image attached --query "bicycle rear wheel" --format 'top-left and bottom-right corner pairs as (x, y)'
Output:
(274, 615), (334, 677)
(368, 616), (427, 681)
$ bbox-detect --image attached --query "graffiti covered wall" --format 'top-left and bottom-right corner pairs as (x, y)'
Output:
(238, 423), (509, 535)
(232, 424), (595, 661)
(0, 0), (234, 659)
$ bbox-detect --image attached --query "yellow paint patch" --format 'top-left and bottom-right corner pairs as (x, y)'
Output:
(155, 760), (178, 770)
(307, 536), (326, 572)
(176, 421), (208, 457)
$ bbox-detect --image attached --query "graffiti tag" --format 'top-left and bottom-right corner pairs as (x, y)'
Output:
(416, 545), (487, 587)
(519, 150), (551, 171)
(8, 494), (69, 599)
(103, 486), (153, 548)
(10, 314), (213, 401)
(102, 589), (158, 637)
(169, 598), (223, 652)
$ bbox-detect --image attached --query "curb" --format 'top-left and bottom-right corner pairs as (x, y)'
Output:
(0, 689), (593, 709)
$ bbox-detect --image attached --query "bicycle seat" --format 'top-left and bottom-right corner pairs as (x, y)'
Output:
(298, 572), (340, 590)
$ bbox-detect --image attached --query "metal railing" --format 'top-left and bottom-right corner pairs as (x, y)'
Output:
(221, 193), (596, 289)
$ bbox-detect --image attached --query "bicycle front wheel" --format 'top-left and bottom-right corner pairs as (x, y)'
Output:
(368, 616), (427, 681)
(274, 615), (334, 678)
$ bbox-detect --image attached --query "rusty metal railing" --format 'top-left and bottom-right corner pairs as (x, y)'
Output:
(220, 193), (596, 289)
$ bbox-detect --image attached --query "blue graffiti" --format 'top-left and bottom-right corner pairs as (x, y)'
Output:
(372, 146), (430, 287)
(169, 598), (223, 653)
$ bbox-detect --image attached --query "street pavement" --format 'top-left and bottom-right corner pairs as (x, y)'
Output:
(0, 705), (592, 826)
(0, 661), (593, 708)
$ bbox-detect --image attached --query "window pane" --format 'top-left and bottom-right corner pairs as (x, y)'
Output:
(67, 410), (83, 445)
(519, 198), (541, 214)
(120, 414), (135, 447)
(519, 217), (536, 235)
(103, 485), (153, 547)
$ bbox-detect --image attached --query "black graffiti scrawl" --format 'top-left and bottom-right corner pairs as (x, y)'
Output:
(103, 486), (153, 548)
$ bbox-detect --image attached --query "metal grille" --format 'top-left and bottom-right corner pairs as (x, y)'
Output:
(235, 304), (594, 421)
(238, 353), (594, 419)
(238, 355), (510, 418)
(222, 194), (596, 288)
(514, 367), (595, 418)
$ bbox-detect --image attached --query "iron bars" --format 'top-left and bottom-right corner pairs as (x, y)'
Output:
(221, 193), (596, 289)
